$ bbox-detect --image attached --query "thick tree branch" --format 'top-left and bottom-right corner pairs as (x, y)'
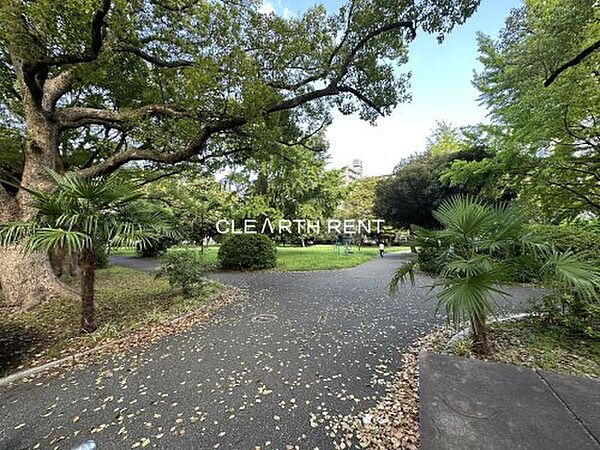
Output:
(544, 38), (600, 87)
(339, 85), (383, 115)
(75, 117), (245, 177)
(55, 104), (189, 129)
(34, 0), (112, 69)
(42, 68), (78, 110)
(116, 46), (195, 68)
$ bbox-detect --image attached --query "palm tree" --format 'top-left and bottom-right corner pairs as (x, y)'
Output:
(390, 196), (600, 354)
(0, 172), (161, 333)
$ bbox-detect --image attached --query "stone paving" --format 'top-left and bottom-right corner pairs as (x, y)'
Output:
(419, 352), (600, 450)
(1, 253), (539, 450)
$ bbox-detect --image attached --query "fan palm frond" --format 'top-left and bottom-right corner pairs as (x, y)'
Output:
(388, 260), (418, 295)
(26, 228), (91, 254)
(542, 249), (600, 300)
(0, 222), (38, 246)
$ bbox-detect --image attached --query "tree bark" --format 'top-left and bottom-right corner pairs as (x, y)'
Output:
(472, 316), (491, 356)
(80, 247), (96, 333)
(0, 64), (77, 310)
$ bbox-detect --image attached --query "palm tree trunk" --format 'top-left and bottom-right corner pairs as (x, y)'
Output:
(80, 247), (96, 333)
(472, 316), (491, 355)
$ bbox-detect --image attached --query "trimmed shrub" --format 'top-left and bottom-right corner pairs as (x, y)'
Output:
(94, 245), (109, 269)
(137, 235), (176, 258)
(156, 251), (208, 296)
(218, 234), (276, 270)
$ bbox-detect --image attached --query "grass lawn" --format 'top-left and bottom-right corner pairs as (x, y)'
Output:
(451, 318), (600, 378)
(274, 244), (407, 271)
(113, 244), (409, 271)
(0, 266), (216, 377)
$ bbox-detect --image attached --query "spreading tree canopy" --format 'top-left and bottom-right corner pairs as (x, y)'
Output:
(0, 0), (481, 309)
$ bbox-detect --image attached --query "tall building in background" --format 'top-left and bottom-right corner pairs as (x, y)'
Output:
(342, 159), (363, 184)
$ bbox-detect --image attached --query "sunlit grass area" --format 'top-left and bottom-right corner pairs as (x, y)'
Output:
(274, 244), (407, 271)
(113, 244), (409, 271)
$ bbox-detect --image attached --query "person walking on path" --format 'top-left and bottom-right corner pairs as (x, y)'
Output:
(379, 241), (385, 258)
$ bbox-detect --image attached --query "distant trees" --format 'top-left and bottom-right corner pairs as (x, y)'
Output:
(144, 173), (232, 251)
(0, 0), (480, 309)
(227, 142), (345, 243)
(375, 123), (501, 230)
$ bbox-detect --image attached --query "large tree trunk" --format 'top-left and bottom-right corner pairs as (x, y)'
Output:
(0, 69), (77, 310)
(0, 245), (78, 310)
(80, 247), (96, 333)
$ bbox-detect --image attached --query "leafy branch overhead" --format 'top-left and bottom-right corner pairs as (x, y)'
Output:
(0, 0), (480, 178)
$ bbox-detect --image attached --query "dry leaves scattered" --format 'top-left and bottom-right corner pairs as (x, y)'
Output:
(329, 328), (452, 450)
(18, 286), (247, 383)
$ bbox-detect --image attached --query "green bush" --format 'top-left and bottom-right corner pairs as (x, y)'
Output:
(533, 293), (600, 339)
(529, 224), (600, 258)
(137, 235), (176, 258)
(218, 234), (276, 270)
(94, 245), (109, 269)
(156, 251), (209, 296)
(411, 227), (446, 274)
(502, 254), (543, 283)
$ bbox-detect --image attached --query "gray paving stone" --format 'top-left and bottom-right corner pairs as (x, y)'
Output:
(419, 352), (600, 450)
(540, 370), (600, 444)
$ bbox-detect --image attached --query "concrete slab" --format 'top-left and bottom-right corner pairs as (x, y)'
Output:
(419, 351), (600, 450)
(540, 370), (600, 443)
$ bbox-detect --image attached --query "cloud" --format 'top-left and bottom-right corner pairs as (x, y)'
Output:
(258, 1), (275, 15)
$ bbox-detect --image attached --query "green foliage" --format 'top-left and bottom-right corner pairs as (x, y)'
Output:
(340, 176), (379, 218)
(501, 254), (542, 283)
(136, 235), (176, 258)
(532, 293), (600, 339)
(529, 224), (600, 259)
(451, 337), (474, 357)
(156, 251), (210, 297)
(229, 144), (345, 238)
(144, 173), (233, 246)
(218, 234), (276, 270)
(426, 121), (464, 156)
(389, 195), (600, 353)
(94, 245), (109, 269)
(473, 0), (599, 221)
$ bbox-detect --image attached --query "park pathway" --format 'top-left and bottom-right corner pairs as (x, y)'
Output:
(0, 253), (538, 450)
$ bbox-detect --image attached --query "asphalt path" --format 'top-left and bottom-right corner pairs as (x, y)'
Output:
(0, 253), (540, 450)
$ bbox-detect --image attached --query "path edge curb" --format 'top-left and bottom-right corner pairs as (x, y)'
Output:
(0, 283), (229, 388)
